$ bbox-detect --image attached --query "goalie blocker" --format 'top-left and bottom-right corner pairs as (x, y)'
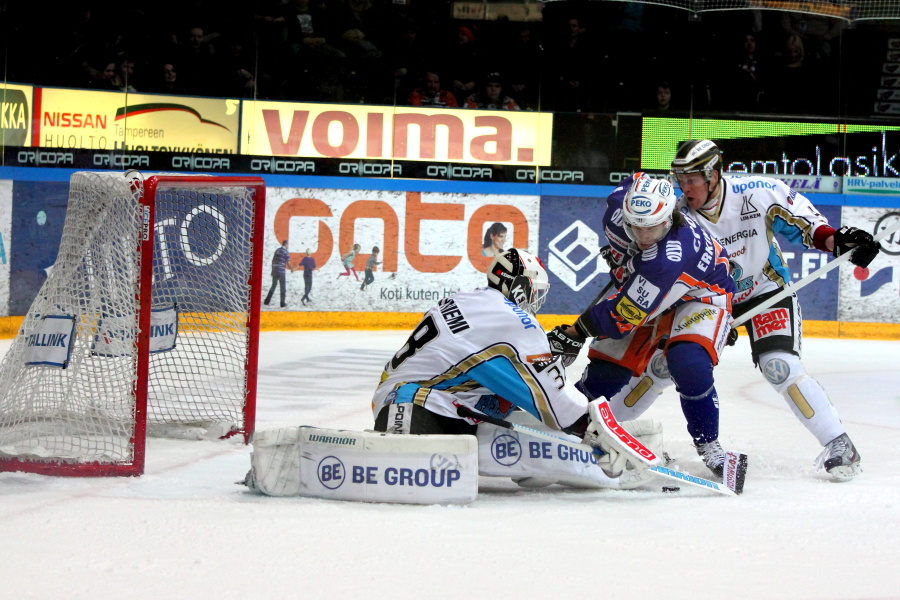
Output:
(244, 426), (478, 504)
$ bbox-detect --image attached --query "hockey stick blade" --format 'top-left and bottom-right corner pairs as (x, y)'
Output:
(588, 399), (660, 466)
(648, 465), (738, 496)
(457, 405), (738, 496)
(723, 451), (748, 495)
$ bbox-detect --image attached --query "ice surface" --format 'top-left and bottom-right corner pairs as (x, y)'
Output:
(1, 331), (898, 600)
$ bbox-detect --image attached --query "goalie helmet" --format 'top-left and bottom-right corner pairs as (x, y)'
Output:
(487, 248), (549, 315)
(670, 139), (722, 181)
(622, 175), (677, 246)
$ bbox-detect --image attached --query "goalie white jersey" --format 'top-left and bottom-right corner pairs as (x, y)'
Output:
(372, 287), (588, 431)
(681, 174), (832, 305)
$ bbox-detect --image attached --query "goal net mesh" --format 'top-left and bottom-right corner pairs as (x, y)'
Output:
(0, 172), (260, 471)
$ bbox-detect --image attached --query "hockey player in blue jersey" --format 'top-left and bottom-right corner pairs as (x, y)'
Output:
(549, 174), (739, 479)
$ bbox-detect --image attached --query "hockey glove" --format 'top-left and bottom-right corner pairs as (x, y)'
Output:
(599, 244), (619, 270)
(833, 226), (881, 268)
(726, 327), (738, 346)
(547, 325), (585, 368)
(600, 245), (631, 286)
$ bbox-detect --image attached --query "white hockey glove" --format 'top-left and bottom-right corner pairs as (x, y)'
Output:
(616, 420), (665, 490)
(584, 419), (629, 478)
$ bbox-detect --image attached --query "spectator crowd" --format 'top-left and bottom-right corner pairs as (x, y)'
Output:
(0, 0), (889, 118)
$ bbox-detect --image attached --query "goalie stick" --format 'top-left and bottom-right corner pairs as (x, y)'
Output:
(457, 403), (745, 496)
(732, 219), (900, 328)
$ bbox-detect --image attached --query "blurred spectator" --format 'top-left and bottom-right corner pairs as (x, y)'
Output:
(766, 34), (823, 114)
(178, 25), (218, 95)
(720, 31), (766, 112)
(281, 0), (347, 101)
(95, 60), (122, 91)
(646, 81), (673, 114)
(215, 35), (257, 98)
(779, 11), (843, 62)
(116, 55), (139, 92)
(150, 62), (185, 95)
(444, 25), (483, 105)
(544, 16), (597, 112)
(408, 71), (459, 107)
(464, 72), (520, 110)
(386, 18), (431, 104)
(503, 25), (542, 111)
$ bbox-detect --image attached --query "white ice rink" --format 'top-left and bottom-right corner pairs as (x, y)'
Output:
(1, 330), (899, 600)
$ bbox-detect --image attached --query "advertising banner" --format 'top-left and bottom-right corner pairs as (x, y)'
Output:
(838, 208), (900, 322)
(539, 194), (614, 316)
(33, 88), (240, 153)
(0, 180), (10, 314)
(1, 83), (32, 148)
(8, 181), (70, 316)
(642, 117), (900, 179)
(263, 187), (540, 312)
(241, 101), (553, 166)
(539, 195), (842, 321)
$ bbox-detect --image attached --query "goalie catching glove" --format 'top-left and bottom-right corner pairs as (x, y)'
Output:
(833, 226), (881, 268)
(547, 325), (585, 368)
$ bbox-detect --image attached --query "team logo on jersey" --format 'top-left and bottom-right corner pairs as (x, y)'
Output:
(616, 296), (647, 326)
(740, 195), (760, 219)
(728, 261), (753, 292)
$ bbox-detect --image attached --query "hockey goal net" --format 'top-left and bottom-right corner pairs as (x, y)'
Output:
(0, 171), (266, 476)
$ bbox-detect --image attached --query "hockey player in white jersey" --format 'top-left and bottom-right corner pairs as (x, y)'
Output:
(372, 248), (663, 488)
(670, 139), (881, 481)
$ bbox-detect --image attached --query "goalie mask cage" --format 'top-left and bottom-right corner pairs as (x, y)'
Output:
(0, 172), (266, 477)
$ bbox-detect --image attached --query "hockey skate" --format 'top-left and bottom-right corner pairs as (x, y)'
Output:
(818, 433), (861, 481)
(694, 440), (727, 478)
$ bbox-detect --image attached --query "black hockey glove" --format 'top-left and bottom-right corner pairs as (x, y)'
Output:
(726, 327), (738, 346)
(562, 412), (590, 438)
(547, 325), (585, 368)
(833, 226), (881, 268)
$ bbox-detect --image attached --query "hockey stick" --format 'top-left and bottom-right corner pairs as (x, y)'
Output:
(457, 404), (742, 496)
(589, 277), (616, 307)
(732, 219), (900, 327)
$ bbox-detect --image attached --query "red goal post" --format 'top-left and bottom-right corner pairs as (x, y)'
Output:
(0, 172), (266, 476)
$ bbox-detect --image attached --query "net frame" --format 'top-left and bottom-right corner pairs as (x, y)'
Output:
(0, 172), (266, 477)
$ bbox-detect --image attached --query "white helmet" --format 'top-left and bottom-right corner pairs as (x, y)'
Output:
(487, 248), (549, 315)
(622, 174), (677, 244)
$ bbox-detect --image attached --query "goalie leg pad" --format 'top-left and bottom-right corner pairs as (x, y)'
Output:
(476, 416), (621, 489)
(246, 427), (478, 504)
